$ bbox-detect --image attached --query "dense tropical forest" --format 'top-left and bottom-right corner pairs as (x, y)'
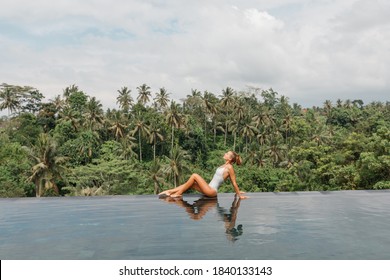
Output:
(0, 83), (389, 197)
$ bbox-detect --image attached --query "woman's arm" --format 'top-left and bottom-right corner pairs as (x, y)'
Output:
(226, 165), (248, 199)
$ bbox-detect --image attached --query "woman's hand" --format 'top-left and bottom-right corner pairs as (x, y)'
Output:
(239, 191), (248, 199)
(235, 192), (248, 199)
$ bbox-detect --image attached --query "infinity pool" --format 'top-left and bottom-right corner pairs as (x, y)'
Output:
(1, 191), (390, 259)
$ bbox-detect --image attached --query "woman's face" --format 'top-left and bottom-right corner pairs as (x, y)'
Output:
(224, 151), (233, 161)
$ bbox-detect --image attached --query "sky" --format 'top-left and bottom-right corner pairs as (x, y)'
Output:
(1, 0), (389, 111)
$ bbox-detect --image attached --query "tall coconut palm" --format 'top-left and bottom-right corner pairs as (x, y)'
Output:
(244, 144), (267, 168)
(344, 99), (352, 109)
(166, 101), (185, 151)
(282, 114), (293, 144)
(185, 89), (202, 112)
(109, 111), (127, 140)
(186, 89), (202, 100)
(119, 134), (138, 161)
(239, 117), (258, 153)
(148, 159), (165, 194)
(116, 86), (133, 113)
(27, 133), (68, 197)
(62, 84), (79, 101)
(49, 95), (65, 115)
(229, 119), (239, 151)
(256, 125), (268, 148)
(136, 83), (152, 106)
(311, 125), (330, 146)
(220, 87), (235, 107)
(164, 145), (190, 187)
(154, 87), (170, 111)
(252, 107), (272, 128)
(220, 87), (236, 146)
(234, 97), (246, 123)
(131, 114), (150, 162)
(58, 105), (80, 132)
(84, 97), (104, 130)
(201, 91), (217, 146)
(148, 122), (164, 161)
(266, 137), (286, 167)
(323, 100), (333, 117)
(0, 84), (21, 116)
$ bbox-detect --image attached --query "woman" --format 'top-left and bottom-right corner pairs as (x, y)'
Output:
(158, 151), (248, 199)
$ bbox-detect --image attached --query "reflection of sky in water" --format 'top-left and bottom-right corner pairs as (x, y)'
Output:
(1, 191), (390, 259)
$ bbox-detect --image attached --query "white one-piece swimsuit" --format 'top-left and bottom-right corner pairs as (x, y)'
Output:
(209, 166), (226, 192)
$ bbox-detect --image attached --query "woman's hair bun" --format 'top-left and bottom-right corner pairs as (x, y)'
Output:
(231, 151), (242, 165)
(236, 154), (242, 165)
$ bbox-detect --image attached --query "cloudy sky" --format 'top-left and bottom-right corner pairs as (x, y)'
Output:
(1, 0), (389, 110)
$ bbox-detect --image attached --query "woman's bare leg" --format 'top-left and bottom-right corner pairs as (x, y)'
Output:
(169, 173), (217, 198)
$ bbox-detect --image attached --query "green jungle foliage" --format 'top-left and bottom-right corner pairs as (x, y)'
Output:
(1, 83), (389, 197)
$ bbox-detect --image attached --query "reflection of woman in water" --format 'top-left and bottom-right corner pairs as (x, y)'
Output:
(159, 151), (247, 199)
(160, 195), (243, 242)
(217, 195), (243, 242)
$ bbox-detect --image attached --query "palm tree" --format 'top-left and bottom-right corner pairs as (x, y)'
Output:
(148, 122), (164, 161)
(256, 148), (267, 168)
(239, 117), (258, 153)
(229, 119), (239, 151)
(84, 97), (104, 130)
(0, 84), (21, 116)
(109, 111), (127, 140)
(136, 83), (152, 106)
(116, 86), (133, 113)
(220, 87), (235, 108)
(323, 100), (332, 117)
(119, 134), (138, 161)
(234, 97), (246, 123)
(49, 95), (65, 115)
(344, 99), (352, 109)
(62, 84), (79, 101)
(59, 105), (80, 132)
(184, 89), (202, 112)
(131, 114), (150, 162)
(282, 114), (293, 144)
(27, 133), (68, 197)
(352, 99), (364, 109)
(148, 159), (165, 194)
(220, 87), (236, 146)
(154, 87), (170, 111)
(256, 125), (268, 147)
(266, 137), (286, 167)
(166, 101), (185, 151)
(311, 125), (330, 146)
(164, 145), (190, 187)
(201, 91), (217, 146)
(244, 145), (267, 168)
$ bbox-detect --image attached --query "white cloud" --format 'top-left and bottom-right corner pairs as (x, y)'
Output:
(0, 0), (389, 112)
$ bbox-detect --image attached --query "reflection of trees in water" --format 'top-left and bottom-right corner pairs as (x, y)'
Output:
(159, 195), (243, 242)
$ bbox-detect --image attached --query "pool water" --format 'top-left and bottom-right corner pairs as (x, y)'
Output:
(1, 191), (390, 260)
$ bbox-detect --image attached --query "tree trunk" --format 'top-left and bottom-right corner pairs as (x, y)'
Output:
(154, 180), (160, 194)
(138, 130), (142, 162)
(171, 124), (174, 151)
